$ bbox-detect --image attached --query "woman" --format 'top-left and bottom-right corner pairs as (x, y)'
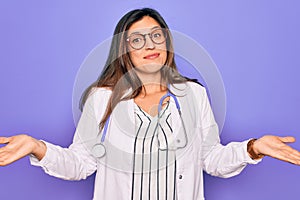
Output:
(0, 8), (299, 200)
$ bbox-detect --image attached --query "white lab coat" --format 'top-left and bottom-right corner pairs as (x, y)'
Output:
(30, 82), (260, 200)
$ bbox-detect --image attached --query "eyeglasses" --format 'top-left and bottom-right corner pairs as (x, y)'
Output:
(126, 28), (167, 50)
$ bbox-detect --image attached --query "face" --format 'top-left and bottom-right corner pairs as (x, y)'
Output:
(126, 16), (167, 74)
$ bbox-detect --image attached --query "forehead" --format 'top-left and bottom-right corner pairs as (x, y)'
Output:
(128, 16), (161, 34)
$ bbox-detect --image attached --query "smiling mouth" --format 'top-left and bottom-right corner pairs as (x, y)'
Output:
(143, 53), (160, 59)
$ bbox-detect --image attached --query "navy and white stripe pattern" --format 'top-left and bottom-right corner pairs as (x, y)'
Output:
(131, 101), (177, 200)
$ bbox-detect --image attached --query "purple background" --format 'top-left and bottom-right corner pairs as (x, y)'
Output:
(1, 1), (300, 199)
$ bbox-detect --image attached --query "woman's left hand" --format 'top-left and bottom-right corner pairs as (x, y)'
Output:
(252, 135), (300, 165)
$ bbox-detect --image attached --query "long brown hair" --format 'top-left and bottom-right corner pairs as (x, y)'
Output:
(80, 8), (197, 130)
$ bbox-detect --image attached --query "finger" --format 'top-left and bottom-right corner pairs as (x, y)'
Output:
(274, 151), (300, 165)
(278, 136), (296, 143)
(0, 155), (13, 166)
(284, 156), (300, 165)
(288, 153), (300, 163)
(273, 142), (300, 158)
(0, 137), (10, 144)
(0, 149), (24, 166)
(0, 152), (12, 166)
(284, 148), (300, 160)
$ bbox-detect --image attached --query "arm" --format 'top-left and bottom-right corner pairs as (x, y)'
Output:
(0, 88), (111, 180)
(29, 89), (111, 180)
(200, 125), (258, 178)
(197, 86), (300, 178)
(0, 132), (97, 180)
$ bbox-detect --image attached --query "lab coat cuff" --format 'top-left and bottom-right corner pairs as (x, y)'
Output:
(29, 140), (56, 168)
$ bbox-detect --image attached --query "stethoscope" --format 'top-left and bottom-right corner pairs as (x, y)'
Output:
(91, 91), (188, 158)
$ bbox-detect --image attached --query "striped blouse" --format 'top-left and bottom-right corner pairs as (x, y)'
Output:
(131, 101), (177, 200)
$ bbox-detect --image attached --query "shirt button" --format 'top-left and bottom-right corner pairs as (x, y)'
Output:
(179, 175), (183, 179)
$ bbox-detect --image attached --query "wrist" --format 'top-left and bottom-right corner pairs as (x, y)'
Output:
(247, 139), (264, 160)
(31, 138), (47, 161)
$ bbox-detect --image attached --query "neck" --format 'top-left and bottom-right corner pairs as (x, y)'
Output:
(134, 69), (167, 95)
(137, 73), (167, 95)
(141, 82), (167, 95)
(135, 68), (161, 83)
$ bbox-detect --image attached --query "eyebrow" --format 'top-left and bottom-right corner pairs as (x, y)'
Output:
(128, 26), (161, 35)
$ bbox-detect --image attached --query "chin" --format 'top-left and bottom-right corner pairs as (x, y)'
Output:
(137, 67), (162, 74)
(134, 63), (164, 74)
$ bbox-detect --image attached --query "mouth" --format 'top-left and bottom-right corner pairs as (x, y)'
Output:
(143, 53), (160, 59)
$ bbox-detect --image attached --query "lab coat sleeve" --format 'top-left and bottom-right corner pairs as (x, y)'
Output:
(30, 89), (110, 180)
(198, 86), (261, 178)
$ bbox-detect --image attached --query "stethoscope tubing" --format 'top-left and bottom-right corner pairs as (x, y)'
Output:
(95, 91), (188, 158)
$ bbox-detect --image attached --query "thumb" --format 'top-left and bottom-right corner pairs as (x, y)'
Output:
(278, 136), (296, 143)
(0, 137), (10, 144)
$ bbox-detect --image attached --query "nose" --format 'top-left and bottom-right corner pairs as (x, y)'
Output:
(144, 34), (155, 49)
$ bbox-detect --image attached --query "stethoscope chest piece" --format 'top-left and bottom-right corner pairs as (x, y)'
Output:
(92, 143), (106, 158)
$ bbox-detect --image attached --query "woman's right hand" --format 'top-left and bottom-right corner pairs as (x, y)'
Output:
(0, 134), (46, 166)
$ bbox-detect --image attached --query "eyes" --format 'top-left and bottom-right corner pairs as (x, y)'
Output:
(126, 28), (167, 50)
(132, 37), (142, 44)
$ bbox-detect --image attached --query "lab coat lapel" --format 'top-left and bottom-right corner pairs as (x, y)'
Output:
(110, 98), (135, 138)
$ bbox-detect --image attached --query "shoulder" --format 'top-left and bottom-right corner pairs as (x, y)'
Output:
(90, 87), (112, 97)
(85, 87), (112, 108)
(186, 81), (205, 90)
(173, 81), (207, 96)
(82, 87), (112, 119)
